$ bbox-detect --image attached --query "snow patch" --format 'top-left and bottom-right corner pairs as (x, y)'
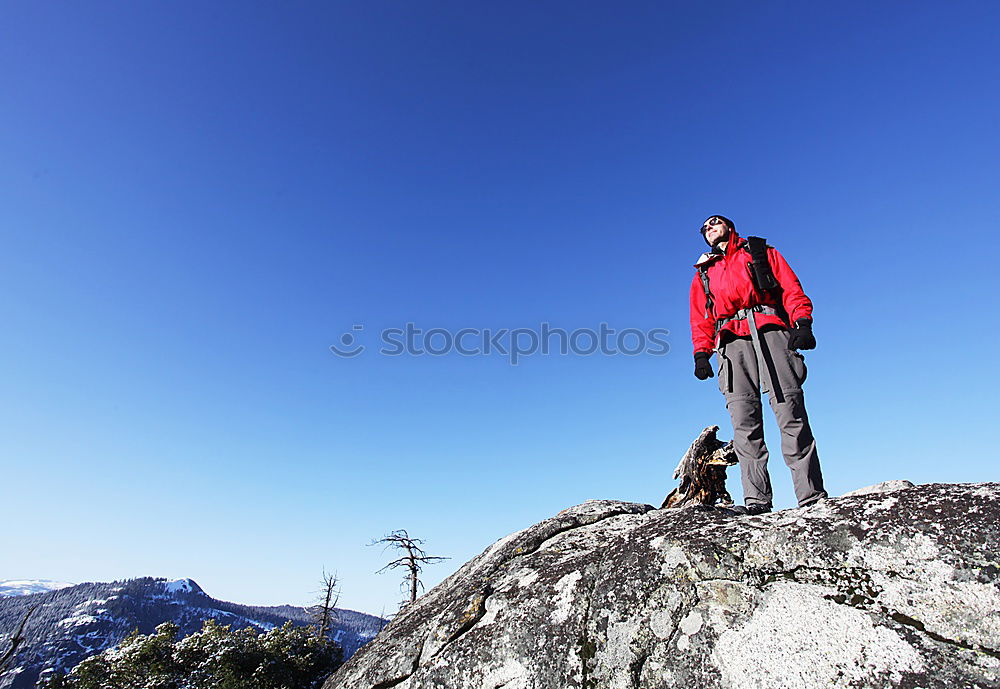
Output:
(163, 578), (196, 594)
(58, 614), (98, 628)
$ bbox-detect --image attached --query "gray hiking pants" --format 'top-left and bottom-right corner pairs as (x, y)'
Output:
(717, 326), (827, 508)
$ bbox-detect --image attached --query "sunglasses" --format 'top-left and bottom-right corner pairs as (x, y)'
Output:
(700, 217), (725, 233)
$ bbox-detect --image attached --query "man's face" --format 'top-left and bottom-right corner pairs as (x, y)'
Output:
(701, 217), (729, 246)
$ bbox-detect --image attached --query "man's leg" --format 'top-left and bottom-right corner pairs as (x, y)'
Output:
(719, 337), (772, 508)
(761, 328), (828, 507)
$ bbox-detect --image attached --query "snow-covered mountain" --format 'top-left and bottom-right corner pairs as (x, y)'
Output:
(0, 580), (75, 598)
(0, 577), (385, 689)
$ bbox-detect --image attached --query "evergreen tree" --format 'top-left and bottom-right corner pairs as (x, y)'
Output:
(38, 618), (342, 689)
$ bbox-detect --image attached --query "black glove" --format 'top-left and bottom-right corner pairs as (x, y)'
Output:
(694, 351), (714, 380)
(787, 319), (816, 350)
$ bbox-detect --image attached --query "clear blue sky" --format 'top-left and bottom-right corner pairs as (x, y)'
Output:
(2, 1), (997, 617)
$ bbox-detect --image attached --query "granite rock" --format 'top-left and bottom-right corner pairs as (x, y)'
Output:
(323, 483), (1000, 689)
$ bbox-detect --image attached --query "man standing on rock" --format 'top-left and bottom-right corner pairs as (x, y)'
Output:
(689, 215), (827, 515)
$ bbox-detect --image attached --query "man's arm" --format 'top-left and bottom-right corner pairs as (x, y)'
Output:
(768, 247), (813, 324)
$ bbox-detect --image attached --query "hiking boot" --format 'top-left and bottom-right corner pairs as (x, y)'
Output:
(731, 504), (772, 516)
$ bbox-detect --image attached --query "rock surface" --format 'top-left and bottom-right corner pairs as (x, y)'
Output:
(323, 482), (1000, 689)
(841, 479), (916, 497)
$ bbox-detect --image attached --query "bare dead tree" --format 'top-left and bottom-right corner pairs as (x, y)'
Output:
(308, 569), (340, 640)
(370, 530), (449, 607)
(0, 603), (39, 673)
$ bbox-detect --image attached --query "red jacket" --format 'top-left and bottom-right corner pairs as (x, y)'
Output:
(689, 228), (813, 355)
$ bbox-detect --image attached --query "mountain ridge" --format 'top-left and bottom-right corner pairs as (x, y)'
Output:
(0, 582), (75, 599)
(0, 576), (385, 689)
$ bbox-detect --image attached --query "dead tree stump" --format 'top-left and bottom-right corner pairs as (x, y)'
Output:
(661, 425), (738, 508)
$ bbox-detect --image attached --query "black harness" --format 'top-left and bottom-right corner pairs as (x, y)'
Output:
(698, 236), (789, 402)
(697, 236), (787, 328)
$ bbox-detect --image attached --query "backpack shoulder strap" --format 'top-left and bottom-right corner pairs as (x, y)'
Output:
(745, 236), (780, 292)
(746, 235), (767, 252)
(745, 235), (791, 324)
(698, 265), (714, 318)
